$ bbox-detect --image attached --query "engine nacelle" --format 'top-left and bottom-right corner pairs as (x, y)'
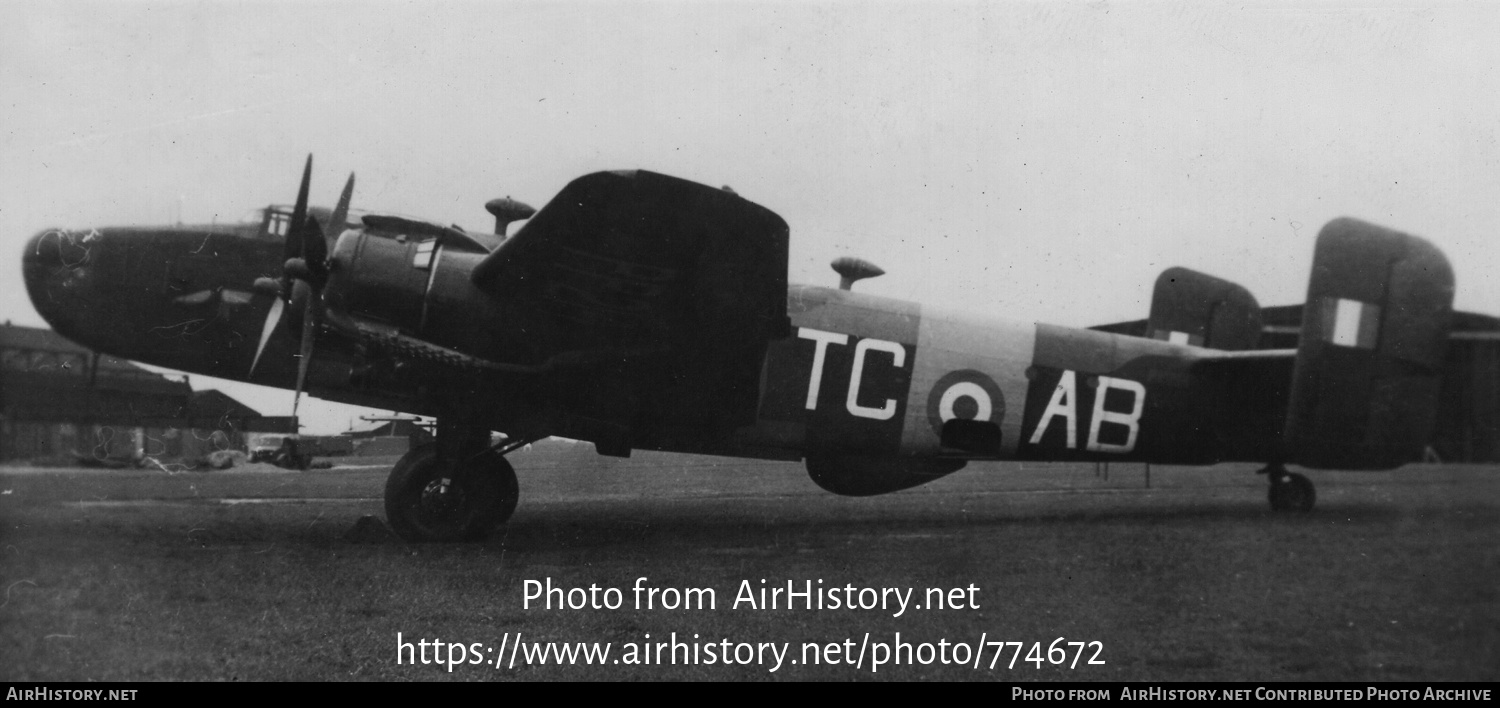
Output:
(324, 229), (436, 334)
(323, 227), (499, 345)
(805, 455), (966, 496)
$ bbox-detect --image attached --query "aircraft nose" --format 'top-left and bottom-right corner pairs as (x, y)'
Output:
(25, 227), (95, 270)
(23, 227), (101, 330)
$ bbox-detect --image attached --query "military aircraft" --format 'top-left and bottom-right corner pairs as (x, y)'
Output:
(21, 157), (1476, 542)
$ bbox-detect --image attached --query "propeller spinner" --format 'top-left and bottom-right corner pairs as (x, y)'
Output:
(248, 155), (355, 416)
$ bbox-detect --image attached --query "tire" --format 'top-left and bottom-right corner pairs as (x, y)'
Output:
(384, 444), (516, 542)
(1268, 472), (1316, 512)
(467, 449), (520, 531)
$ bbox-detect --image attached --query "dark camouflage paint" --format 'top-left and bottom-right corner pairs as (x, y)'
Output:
(25, 210), (1452, 473)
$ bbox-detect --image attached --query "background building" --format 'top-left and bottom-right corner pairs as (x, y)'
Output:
(339, 417), (432, 457)
(0, 323), (294, 465)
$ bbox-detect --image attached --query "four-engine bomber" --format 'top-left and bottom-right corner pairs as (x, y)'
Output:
(22, 158), (1461, 541)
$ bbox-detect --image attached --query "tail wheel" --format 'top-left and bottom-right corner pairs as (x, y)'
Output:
(1268, 471), (1316, 513)
(384, 444), (518, 542)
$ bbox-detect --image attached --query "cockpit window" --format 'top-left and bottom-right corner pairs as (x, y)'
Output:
(267, 210), (293, 237)
(254, 205), (367, 241)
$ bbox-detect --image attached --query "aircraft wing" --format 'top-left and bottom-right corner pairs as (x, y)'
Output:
(468, 170), (791, 432)
(472, 169), (790, 361)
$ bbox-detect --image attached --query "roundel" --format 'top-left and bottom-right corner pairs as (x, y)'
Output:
(926, 369), (1005, 437)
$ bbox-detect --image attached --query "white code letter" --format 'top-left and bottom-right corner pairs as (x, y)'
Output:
(799, 328), (849, 410)
(846, 338), (906, 420)
(1029, 370), (1078, 448)
(1086, 376), (1146, 453)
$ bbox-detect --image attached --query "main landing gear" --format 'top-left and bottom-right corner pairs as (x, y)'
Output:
(1260, 463), (1316, 513)
(384, 422), (529, 543)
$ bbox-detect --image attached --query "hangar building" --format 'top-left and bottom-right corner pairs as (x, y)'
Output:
(0, 323), (294, 465)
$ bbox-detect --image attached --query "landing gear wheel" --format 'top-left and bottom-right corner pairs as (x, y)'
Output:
(1268, 470), (1316, 512)
(467, 449), (520, 531)
(384, 444), (518, 542)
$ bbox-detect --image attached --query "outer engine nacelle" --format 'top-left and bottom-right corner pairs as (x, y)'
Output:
(805, 455), (966, 496)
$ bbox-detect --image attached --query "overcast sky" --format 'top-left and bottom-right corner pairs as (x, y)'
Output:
(5, 1), (1500, 433)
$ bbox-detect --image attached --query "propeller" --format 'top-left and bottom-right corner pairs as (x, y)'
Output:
(248, 155), (355, 417)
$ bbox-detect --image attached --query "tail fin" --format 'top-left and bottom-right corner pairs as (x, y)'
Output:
(1148, 267), (1262, 350)
(1284, 218), (1454, 469)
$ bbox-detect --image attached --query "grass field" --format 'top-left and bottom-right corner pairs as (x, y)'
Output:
(1, 444), (1496, 681)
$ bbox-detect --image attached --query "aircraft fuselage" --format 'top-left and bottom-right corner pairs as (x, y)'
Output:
(22, 218), (1288, 468)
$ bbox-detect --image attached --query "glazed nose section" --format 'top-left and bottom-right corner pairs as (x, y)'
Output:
(23, 228), (101, 330)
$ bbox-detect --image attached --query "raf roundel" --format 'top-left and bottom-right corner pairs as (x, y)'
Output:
(926, 369), (1005, 438)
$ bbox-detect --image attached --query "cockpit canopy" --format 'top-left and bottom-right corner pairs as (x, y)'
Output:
(244, 205), (368, 242)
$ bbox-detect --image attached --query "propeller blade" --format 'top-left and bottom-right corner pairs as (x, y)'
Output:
(277, 157), (346, 418)
(248, 297), (285, 377)
(302, 217), (328, 286)
(286, 155), (313, 264)
(293, 303), (316, 417)
(291, 280), (317, 416)
(328, 172), (355, 237)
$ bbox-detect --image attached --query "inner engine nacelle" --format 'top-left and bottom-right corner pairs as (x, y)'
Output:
(805, 455), (966, 496)
(324, 230), (435, 334)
